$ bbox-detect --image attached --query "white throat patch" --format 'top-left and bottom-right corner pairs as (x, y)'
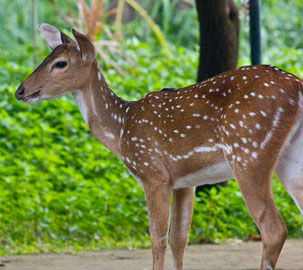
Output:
(74, 91), (89, 125)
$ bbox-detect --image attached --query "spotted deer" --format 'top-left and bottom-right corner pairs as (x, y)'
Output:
(15, 24), (303, 270)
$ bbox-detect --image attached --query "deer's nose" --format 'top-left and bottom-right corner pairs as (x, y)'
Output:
(15, 84), (25, 100)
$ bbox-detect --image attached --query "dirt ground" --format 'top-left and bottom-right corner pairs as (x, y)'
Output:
(1, 240), (302, 270)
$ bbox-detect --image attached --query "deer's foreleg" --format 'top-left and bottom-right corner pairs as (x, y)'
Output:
(170, 187), (195, 270)
(144, 182), (171, 270)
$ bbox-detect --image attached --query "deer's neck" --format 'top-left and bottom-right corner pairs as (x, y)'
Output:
(73, 64), (129, 157)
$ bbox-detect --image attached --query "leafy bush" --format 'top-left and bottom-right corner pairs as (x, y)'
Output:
(1, 36), (303, 255)
(0, 41), (197, 254)
(1, 0), (303, 256)
(192, 177), (303, 244)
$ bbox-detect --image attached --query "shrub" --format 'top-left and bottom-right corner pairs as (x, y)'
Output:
(1, 39), (303, 255)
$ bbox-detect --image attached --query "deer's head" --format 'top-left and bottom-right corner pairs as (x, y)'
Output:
(15, 24), (96, 104)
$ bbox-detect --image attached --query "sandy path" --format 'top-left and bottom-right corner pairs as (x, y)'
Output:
(1, 240), (302, 270)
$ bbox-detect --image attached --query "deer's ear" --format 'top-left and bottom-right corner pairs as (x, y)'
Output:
(40, 24), (63, 50)
(72, 29), (96, 62)
(60, 32), (76, 46)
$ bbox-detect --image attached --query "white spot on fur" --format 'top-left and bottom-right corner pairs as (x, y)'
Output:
(260, 107), (284, 149)
(105, 132), (115, 139)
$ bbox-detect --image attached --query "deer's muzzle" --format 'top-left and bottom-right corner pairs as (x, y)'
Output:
(15, 84), (25, 100)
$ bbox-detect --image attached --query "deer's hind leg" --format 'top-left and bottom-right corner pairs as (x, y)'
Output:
(234, 167), (287, 270)
(223, 127), (293, 269)
(275, 116), (303, 214)
(170, 187), (195, 270)
(220, 88), (301, 269)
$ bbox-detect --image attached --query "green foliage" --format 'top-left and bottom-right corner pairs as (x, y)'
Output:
(192, 181), (256, 244)
(237, 0), (303, 65)
(191, 178), (303, 244)
(262, 0), (303, 50)
(1, 34), (303, 254)
(143, 0), (198, 47)
(0, 0), (62, 53)
(0, 0), (303, 256)
(0, 41), (198, 255)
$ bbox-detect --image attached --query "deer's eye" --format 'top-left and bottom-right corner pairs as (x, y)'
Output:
(55, 61), (67, 69)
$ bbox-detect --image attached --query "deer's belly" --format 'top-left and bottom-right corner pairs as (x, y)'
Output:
(172, 162), (234, 189)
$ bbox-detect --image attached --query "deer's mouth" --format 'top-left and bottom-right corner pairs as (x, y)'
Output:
(23, 90), (41, 102)
(23, 90), (41, 104)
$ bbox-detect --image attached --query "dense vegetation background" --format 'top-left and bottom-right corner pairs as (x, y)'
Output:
(0, 0), (302, 255)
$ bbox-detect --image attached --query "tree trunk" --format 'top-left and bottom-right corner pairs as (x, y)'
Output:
(195, 0), (240, 82)
(195, 0), (240, 192)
